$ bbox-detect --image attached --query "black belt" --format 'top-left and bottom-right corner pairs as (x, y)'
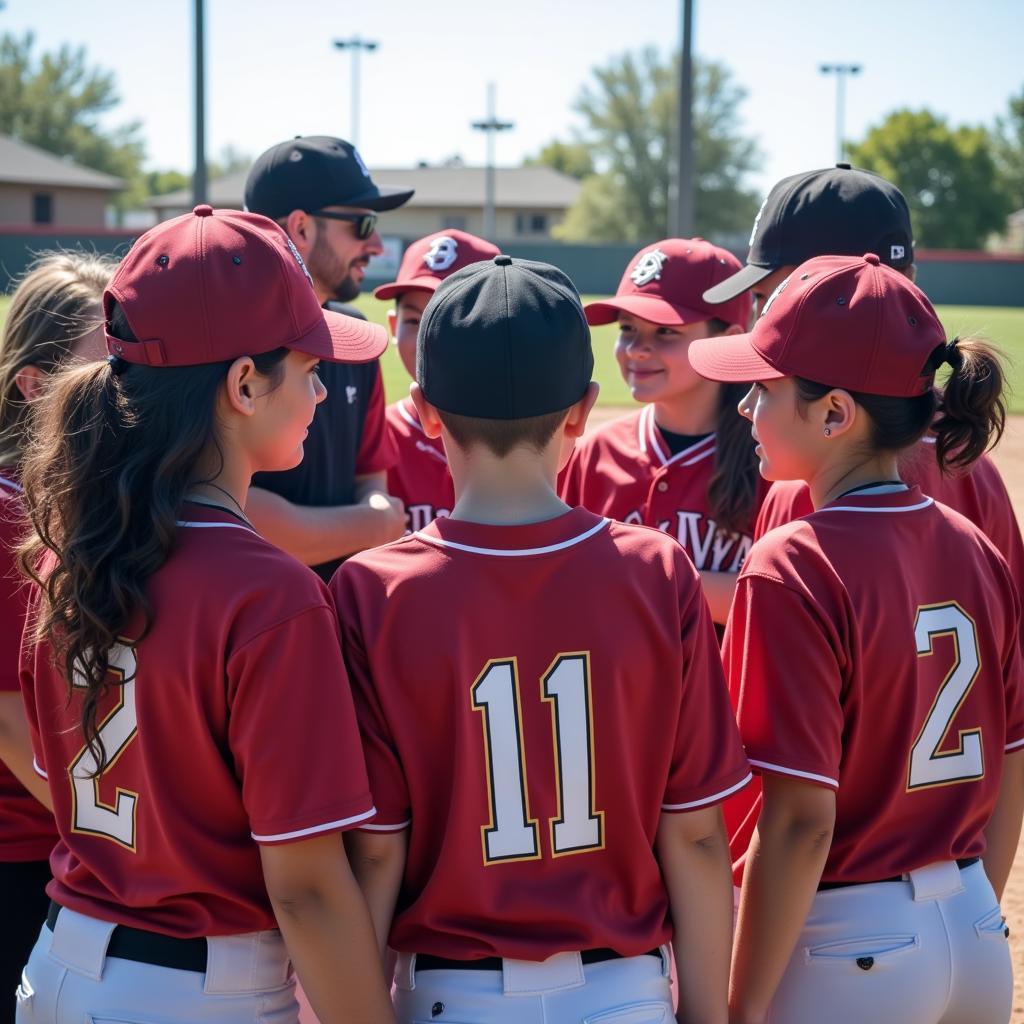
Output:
(818, 856), (980, 892)
(46, 900), (208, 973)
(415, 947), (661, 973)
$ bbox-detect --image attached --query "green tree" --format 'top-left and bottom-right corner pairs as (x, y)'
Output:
(993, 87), (1024, 211)
(0, 32), (145, 213)
(525, 140), (594, 180)
(553, 48), (761, 243)
(847, 109), (1012, 249)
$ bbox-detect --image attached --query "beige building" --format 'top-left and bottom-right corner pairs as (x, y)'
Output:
(147, 165), (580, 242)
(0, 135), (124, 226)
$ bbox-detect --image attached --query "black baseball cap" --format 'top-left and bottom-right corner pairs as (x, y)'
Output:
(418, 255), (594, 420)
(703, 163), (914, 303)
(245, 136), (414, 220)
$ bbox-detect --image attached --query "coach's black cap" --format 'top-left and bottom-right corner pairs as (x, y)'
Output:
(418, 255), (594, 419)
(245, 136), (414, 220)
(704, 163), (914, 303)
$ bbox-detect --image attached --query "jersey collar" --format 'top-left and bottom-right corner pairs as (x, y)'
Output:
(416, 506), (609, 556)
(638, 405), (716, 468)
(817, 484), (933, 515)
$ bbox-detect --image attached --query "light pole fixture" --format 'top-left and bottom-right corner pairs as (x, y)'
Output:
(333, 37), (379, 148)
(471, 83), (514, 241)
(819, 63), (862, 163)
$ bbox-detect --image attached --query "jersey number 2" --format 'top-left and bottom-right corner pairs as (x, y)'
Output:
(907, 603), (984, 791)
(472, 653), (604, 864)
(69, 644), (139, 849)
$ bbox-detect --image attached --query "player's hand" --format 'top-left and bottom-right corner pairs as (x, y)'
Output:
(362, 491), (406, 545)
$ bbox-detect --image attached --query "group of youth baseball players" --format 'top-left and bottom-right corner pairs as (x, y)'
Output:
(0, 134), (1021, 1024)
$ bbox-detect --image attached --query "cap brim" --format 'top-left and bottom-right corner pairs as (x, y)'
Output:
(373, 277), (440, 301)
(702, 263), (775, 304)
(290, 308), (388, 364)
(345, 185), (415, 212)
(687, 332), (785, 384)
(584, 294), (713, 327)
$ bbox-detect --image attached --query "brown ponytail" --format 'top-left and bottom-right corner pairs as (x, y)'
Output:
(932, 336), (1006, 473)
(19, 303), (287, 773)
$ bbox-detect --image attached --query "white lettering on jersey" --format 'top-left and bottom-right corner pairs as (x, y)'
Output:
(407, 504), (452, 533)
(346, 385), (358, 404)
(654, 511), (752, 571)
(630, 249), (668, 286)
(424, 236), (459, 271)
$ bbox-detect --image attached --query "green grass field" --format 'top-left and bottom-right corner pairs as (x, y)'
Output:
(2, 293), (1022, 412)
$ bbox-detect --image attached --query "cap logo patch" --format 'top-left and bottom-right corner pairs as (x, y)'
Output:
(760, 274), (791, 318)
(749, 196), (769, 247)
(285, 237), (314, 288)
(890, 244), (906, 261)
(424, 236), (459, 272)
(352, 147), (371, 179)
(630, 248), (668, 287)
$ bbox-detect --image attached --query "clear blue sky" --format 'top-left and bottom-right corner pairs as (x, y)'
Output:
(4, 0), (1022, 196)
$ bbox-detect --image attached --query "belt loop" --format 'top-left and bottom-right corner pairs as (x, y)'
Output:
(394, 952), (417, 991)
(204, 931), (290, 995)
(907, 860), (964, 902)
(502, 952), (584, 995)
(658, 944), (672, 978)
(47, 907), (116, 981)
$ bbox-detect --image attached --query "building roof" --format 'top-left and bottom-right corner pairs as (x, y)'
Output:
(0, 135), (125, 191)
(147, 165), (580, 212)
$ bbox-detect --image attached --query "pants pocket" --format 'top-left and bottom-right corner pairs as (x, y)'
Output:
(973, 905), (1008, 942)
(583, 1001), (671, 1024)
(805, 933), (919, 969)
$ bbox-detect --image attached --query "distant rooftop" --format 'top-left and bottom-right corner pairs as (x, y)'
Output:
(147, 164), (580, 212)
(0, 135), (125, 191)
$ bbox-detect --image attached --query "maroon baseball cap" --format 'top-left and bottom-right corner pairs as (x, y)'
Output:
(688, 253), (946, 398)
(373, 229), (501, 301)
(584, 238), (752, 331)
(105, 205), (387, 367)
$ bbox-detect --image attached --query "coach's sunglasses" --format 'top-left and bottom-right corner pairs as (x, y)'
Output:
(307, 210), (379, 239)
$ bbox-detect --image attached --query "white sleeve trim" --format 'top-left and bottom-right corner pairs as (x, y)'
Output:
(749, 759), (839, 788)
(1005, 737), (1024, 752)
(360, 819), (412, 832)
(251, 806), (376, 842)
(662, 772), (752, 810)
(33, 757), (47, 779)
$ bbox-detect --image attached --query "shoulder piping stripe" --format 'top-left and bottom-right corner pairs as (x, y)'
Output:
(817, 498), (933, 515)
(1005, 737), (1024, 752)
(749, 759), (839, 787)
(360, 819), (412, 832)
(396, 399), (424, 434)
(33, 758), (47, 780)
(415, 517), (610, 557)
(662, 772), (752, 810)
(251, 806), (377, 842)
(0, 473), (23, 494)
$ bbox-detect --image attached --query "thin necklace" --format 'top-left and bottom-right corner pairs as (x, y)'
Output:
(185, 481), (252, 526)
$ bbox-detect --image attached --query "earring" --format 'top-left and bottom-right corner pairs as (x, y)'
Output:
(824, 427), (832, 437)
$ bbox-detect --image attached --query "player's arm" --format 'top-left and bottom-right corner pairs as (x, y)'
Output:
(0, 692), (52, 809)
(729, 775), (835, 1024)
(698, 571), (739, 625)
(260, 833), (396, 1024)
(983, 747), (1024, 901)
(245, 480), (405, 565)
(345, 828), (408, 959)
(656, 805), (733, 1024)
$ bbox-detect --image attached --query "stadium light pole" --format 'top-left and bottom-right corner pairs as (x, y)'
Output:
(333, 37), (378, 148)
(472, 84), (514, 241)
(819, 63), (862, 163)
(193, 0), (207, 205)
(670, 0), (695, 237)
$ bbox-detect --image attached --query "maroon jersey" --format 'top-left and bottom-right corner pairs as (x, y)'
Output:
(724, 485), (1024, 885)
(21, 502), (374, 937)
(356, 369), (398, 475)
(332, 507), (750, 960)
(385, 398), (454, 532)
(0, 472), (58, 861)
(755, 441), (1024, 589)
(562, 406), (768, 572)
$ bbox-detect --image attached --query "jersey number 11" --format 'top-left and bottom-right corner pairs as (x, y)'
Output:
(472, 653), (604, 865)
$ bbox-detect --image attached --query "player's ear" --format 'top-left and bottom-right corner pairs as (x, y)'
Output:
(563, 381), (601, 440)
(387, 309), (398, 339)
(409, 382), (443, 438)
(283, 210), (313, 254)
(822, 387), (858, 439)
(222, 356), (258, 417)
(14, 364), (48, 403)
